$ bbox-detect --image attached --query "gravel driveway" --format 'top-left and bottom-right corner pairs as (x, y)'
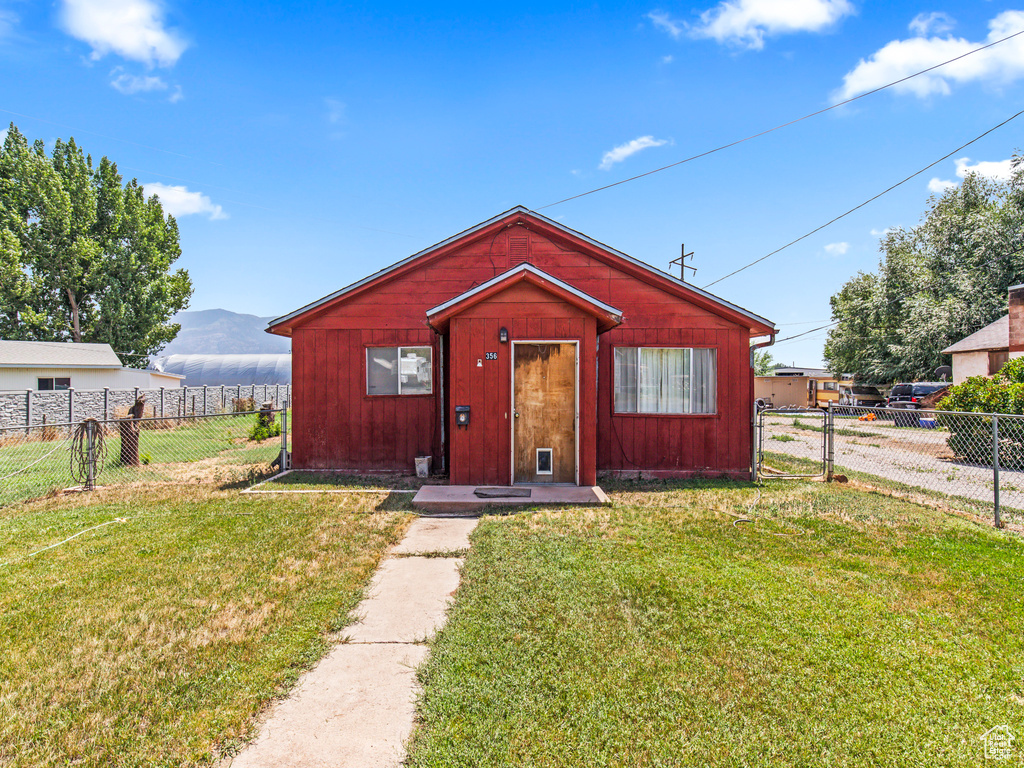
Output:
(760, 411), (1024, 517)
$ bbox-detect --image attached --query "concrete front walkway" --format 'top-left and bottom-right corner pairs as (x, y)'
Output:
(228, 516), (478, 768)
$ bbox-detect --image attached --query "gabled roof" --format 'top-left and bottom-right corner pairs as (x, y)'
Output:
(426, 264), (624, 334)
(267, 206), (776, 337)
(942, 314), (1008, 354)
(0, 340), (123, 368)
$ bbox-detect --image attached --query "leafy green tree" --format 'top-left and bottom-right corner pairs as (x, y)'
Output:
(752, 348), (775, 376)
(0, 124), (192, 365)
(824, 159), (1024, 383)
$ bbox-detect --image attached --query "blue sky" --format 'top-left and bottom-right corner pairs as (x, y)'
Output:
(2, 1), (1024, 366)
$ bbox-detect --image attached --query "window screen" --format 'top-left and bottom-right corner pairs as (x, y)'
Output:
(366, 347), (432, 395)
(613, 348), (716, 414)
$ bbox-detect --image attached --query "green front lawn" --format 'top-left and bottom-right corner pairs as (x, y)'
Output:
(0, 485), (411, 767)
(409, 480), (1024, 766)
(0, 414), (286, 508)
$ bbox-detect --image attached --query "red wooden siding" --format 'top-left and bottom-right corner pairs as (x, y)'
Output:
(291, 326), (440, 470)
(447, 281), (598, 486)
(284, 214), (764, 479)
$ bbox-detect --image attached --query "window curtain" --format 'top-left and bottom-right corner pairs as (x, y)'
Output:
(614, 347), (637, 412)
(639, 348), (689, 413)
(691, 348), (716, 414)
(614, 347), (717, 414)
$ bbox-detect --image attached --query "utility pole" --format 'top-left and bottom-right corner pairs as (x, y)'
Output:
(669, 244), (696, 282)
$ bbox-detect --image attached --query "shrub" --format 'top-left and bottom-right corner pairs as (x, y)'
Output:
(248, 419), (281, 442)
(938, 360), (1024, 468)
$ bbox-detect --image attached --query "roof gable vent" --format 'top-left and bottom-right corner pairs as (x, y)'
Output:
(509, 235), (530, 265)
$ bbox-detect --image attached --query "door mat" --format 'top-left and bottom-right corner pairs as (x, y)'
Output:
(474, 487), (532, 498)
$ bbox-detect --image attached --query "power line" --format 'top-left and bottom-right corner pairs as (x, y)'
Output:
(538, 28), (1024, 211)
(702, 107), (1024, 289)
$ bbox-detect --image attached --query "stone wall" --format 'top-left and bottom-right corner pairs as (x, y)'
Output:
(0, 384), (291, 429)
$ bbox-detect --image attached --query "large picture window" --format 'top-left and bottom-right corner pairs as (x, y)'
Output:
(613, 347), (716, 414)
(366, 346), (432, 395)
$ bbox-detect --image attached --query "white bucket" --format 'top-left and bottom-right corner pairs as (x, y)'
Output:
(415, 456), (432, 478)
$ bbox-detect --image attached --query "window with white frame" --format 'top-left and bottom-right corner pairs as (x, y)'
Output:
(366, 347), (432, 395)
(613, 347), (717, 414)
(37, 377), (71, 391)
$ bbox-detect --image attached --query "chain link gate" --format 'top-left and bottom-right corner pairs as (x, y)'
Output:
(754, 406), (831, 480)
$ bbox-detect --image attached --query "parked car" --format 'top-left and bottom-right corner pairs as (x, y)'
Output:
(886, 382), (949, 426)
(839, 385), (886, 408)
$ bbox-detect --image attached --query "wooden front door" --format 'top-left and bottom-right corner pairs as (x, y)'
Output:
(513, 343), (576, 484)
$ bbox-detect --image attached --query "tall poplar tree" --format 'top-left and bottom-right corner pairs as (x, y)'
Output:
(0, 124), (192, 365)
(824, 157), (1024, 383)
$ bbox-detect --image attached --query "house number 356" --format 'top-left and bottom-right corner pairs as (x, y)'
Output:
(485, 352), (498, 360)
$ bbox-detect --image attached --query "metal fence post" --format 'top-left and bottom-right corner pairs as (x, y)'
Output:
(280, 397), (289, 471)
(750, 408), (759, 483)
(86, 419), (96, 490)
(68, 387), (74, 424)
(826, 401), (835, 481)
(221, 385), (225, 412)
(25, 389), (31, 434)
(993, 414), (1002, 528)
(203, 385), (208, 415)
(103, 387), (109, 421)
(160, 387), (165, 418)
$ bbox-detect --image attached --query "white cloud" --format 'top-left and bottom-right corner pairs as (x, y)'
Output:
(599, 135), (668, 170)
(662, 54), (674, 64)
(168, 84), (183, 103)
(689, 0), (854, 50)
(955, 156), (1014, 182)
(110, 70), (168, 94)
(647, 11), (684, 39)
(928, 177), (957, 194)
(929, 177), (958, 193)
(0, 8), (18, 39)
(835, 10), (1024, 100)
(909, 11), (954, 37)
(927, 156), (1015, 194)
(142, 183), (226, 220)
(824, 241), (850, 256)
(60, 0), (187, 67)
(870, 227), (896, 237)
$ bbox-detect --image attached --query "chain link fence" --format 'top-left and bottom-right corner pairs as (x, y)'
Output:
(757, 404), (1024, 527)
(0, 408), (289, 510)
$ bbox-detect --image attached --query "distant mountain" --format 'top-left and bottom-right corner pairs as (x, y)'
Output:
(159, 309), (291, 355)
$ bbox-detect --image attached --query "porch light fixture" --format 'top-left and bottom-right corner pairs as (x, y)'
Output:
(499, 327), (509, 343)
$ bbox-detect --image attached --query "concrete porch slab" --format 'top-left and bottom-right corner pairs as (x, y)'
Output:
(412, 484), (610, 514)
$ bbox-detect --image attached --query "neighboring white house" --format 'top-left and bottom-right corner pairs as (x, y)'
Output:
(0, 340), (184, 392)
(941, 315), (1009, 384)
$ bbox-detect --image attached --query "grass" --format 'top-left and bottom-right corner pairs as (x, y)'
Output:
(408, 480), (1024, 767)
(771, 434), (796, 442)
(257, 470), (445, 491)
(758, 451), (1023, 524)
(0, 484), (412, 767)
(0, 414), (286, 509)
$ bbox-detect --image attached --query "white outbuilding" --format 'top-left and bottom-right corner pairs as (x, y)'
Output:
(0, 340), (183, 391)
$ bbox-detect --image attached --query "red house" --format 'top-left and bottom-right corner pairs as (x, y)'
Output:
(267, 207), (775, 485)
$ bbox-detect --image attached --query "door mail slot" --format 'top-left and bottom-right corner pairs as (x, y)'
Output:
(455, 405), (470, 427)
